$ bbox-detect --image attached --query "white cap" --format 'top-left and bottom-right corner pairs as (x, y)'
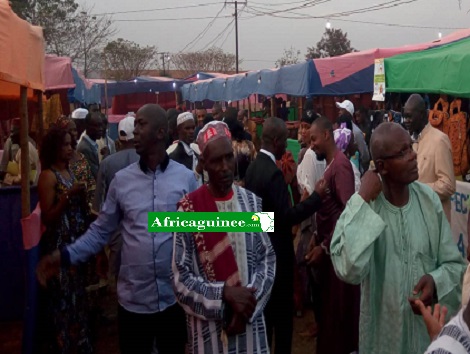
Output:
(118, 116), (135, 141)
(71, 108), (89, 119)
(177, 112), (194, 127)
(335, 100), (355, 116)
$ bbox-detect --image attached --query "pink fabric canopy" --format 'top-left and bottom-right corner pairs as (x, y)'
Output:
(44, 54), (75, 91)
(313, 29), (470, 87)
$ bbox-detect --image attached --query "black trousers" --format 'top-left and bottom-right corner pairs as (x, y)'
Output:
(264, 264), (294, 354)
(118, 303), (187, 354)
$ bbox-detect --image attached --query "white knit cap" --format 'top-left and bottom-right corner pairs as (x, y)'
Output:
(177, 112), (195, 127)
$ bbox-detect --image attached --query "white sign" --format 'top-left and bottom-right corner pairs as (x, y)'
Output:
(450, 181), (470, 259)
(372, 58), (386, 102)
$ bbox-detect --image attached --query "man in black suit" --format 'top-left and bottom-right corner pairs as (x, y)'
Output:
(244, 117), (328, 354)
(169, 112), (198, 172)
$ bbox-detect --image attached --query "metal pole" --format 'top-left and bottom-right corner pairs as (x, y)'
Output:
(104, 52), (108, 116)
(20, 86), (30, 218)
(35, 90), (44, 149)
(235, 1), (239, 74)
(162, 54), (166, 76)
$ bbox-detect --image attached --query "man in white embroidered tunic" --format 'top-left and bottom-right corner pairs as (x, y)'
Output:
(172, 121), (276, 354)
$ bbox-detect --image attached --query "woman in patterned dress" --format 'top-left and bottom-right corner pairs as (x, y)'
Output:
(56, 117), (96, 206)
(37, 127), (93, 353)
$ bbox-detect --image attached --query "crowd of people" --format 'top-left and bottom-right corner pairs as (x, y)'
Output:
(2, 93), (467, 353)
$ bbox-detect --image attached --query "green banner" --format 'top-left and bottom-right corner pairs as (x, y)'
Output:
(148, 212), (275, 232)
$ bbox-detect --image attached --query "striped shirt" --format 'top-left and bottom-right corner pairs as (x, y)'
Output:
(172, 185), (276, 354)
(425, 309), (470, 354)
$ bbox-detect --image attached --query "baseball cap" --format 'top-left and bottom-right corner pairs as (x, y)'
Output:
(335, 100), (355, 116)
(71, 108), (89, 119)
(118, 116), (135, 141)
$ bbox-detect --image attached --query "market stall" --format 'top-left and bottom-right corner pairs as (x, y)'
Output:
(0, 0), (45, 333)
(385, 36), (470, 97)
(0, 4), (45, 354)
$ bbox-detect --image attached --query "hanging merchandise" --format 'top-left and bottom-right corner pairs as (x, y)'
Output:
(444, 99), (468, 177)
(372, 59), (386, 102)
(428, 96), (449, 132)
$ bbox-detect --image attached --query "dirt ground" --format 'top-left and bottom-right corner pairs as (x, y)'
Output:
(0, 307), (316, 354)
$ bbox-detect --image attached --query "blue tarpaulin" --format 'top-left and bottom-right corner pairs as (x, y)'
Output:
(68, 68), (101, 104)
(181, 61), (314, 102)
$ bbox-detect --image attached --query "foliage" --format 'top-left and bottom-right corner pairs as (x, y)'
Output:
(104, 39), (158, 81)
(10, 0), (115, 77)
(275, 46), (301, 68)
(306, 28), (356, 59)
(171, 47), (241, 76)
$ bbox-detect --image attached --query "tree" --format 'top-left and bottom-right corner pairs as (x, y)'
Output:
(104, 39), (158, 81)
(275, 46), (301, 68)
(10, 1), (115, 77)
(306, 28), (356, 59)
(171, 47), (241, 77)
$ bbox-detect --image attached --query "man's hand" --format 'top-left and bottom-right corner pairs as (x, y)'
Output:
(305, 245), (324, 266)
(359, 170), (382, 203)
(226, 313), (247, 336)
(409, 274), (436, 315)
(100, 146), (110, 158)
(314, 178), (329, 199)
(36, 250), (61, 287)
(415, 300), (447, 341)
(223, 286), (257, 322)
(300, 187), (310, 202)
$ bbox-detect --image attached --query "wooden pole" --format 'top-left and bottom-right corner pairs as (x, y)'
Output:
(299, 97), (304, 121)
(35, 90), (44, 149)
(271, 96), (275, 118)
(104, 53), (109, 116)
(20, 86), (30, 218)
(247, 95), (252, 117)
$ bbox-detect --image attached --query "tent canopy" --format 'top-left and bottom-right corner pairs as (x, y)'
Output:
(309, 29), (470, 96)
(385, 37), (470, 97)
(0, 0), (45, 98)
(181, 61), (313, 102)
(181, 29), (470, 102)
(44, 55), (75, 91)
(68, 68), (101, 105)
(97, 77), (187, 101)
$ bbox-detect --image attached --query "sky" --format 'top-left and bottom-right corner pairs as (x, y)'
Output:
(76, 0), (470, 71)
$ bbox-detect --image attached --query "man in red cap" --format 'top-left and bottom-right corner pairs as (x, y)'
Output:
(173, 120), (276, 354)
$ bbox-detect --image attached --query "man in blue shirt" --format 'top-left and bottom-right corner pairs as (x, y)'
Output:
(77, 111), (103, 179)
(37, 104), (198, 354)
(92, 115), (140, 291)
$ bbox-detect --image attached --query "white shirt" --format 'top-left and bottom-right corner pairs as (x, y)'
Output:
(181, 141), (198, 171)
(297, 148), (326, 194)
(260, 149), (276, 164)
